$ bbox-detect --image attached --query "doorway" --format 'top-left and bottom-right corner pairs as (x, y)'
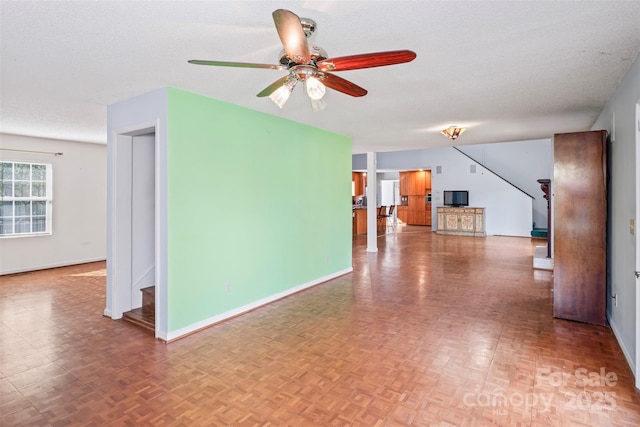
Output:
(379, 179), (400, 229)
(107, 125), (158, 334)
(131, 133), (156, 310)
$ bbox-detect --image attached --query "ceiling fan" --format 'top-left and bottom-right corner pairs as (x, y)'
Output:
(188, 9), (417, 111)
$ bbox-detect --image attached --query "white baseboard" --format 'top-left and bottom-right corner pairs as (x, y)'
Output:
(608, 316), (636, 378)
(160, 267), (353, 342)
(0, 258), (106, 276)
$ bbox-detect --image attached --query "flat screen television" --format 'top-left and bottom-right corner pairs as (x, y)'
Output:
(444, 190), (469, 207)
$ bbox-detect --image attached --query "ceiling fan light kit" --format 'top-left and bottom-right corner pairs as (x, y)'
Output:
(305, 76), (326, 100)
(268, 75), (298, 108)
(188, 9), (416, 110)
(310, 97), (327, 112)
(441, 126), (467, 140)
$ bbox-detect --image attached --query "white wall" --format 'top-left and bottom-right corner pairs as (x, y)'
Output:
(379, 180), (396, 206)
(354, 146), (533, 236)
(0, 133), (107, 274)
(457, 139), (552, 229)
(592, 52), (640, 375)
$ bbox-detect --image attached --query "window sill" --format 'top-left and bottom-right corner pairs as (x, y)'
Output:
(0, 232), (52, 239)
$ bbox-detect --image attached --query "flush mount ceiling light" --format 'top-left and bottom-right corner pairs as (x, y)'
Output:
(441, 126), (467, 140)
(188, 9), (416, 111)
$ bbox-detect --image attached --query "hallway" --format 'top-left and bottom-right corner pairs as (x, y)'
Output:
(1, 227), (639, 425)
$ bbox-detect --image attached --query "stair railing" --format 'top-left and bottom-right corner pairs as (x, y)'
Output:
(452, 147), (535, 199)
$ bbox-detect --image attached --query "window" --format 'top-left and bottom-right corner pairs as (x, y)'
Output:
(0, 161), (52, 236)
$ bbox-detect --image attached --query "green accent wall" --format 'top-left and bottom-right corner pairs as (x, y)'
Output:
(166, 88), (352, 332)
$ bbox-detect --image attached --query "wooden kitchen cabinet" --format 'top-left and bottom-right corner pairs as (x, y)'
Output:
(397, 170), (433, 226)
(399, 172), (408, 196)
(408, 195), (423, 210)
(409, 209), (426, 225)
(405, 195), (426, 225)
(397, 205), (408, 223)
(400, 170), (431, 196)
(352, 172), (366, 201)
(408, 170), (427, 195)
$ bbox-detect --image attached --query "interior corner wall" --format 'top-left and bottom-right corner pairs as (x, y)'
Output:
(456, 139), (552, 228)
(165, 88), (352, 335)
(0, 133), (107, 275)
(592, 52), (640, 375)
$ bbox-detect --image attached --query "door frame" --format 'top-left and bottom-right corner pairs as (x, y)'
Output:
(106, 120), (163, 338)
(635, 100), (640, 388)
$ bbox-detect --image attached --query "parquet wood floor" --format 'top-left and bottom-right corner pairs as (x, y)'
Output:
(1, 226), (639, 426)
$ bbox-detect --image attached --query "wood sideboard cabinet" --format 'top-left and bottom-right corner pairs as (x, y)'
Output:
(436, 207), (485, 236)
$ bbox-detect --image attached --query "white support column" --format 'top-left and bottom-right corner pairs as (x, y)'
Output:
(366, 152), (378, 253)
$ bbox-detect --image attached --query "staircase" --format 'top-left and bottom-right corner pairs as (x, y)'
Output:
(122, 286), (155, 333)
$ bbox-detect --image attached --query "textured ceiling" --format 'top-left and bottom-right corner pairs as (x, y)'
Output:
(1, 1), (639, 153)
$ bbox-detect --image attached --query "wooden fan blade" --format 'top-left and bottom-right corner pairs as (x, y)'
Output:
(272, 9), (310, 64)
(321, 73), (367, 97)
(317, 50), (417, 72)
(256, 75), (292, 97)
(188, 60), (286, 71)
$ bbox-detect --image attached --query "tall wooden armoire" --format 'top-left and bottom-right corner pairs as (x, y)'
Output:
(553, 130), (607, 325)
